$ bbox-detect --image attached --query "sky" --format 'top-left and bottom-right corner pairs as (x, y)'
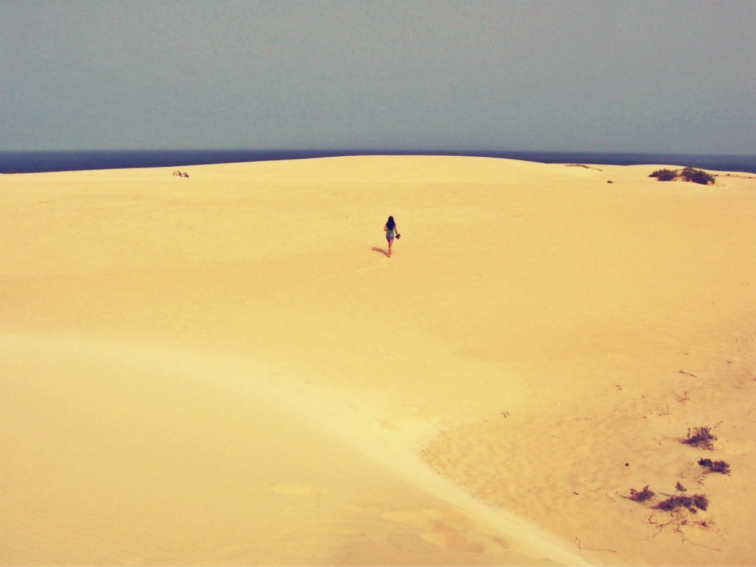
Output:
(1, 0), (755, 153)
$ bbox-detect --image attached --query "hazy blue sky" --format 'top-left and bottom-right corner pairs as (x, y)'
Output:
(1, 0), (754, 153)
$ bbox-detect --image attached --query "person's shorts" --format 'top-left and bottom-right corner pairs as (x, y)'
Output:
(386, 230), (395, 241)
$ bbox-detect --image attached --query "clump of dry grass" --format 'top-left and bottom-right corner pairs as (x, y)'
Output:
(566, 163), (603, 171)
(680, 166), (715, 185)
(629, 485), (655, 502)
(650, 168), (678, 181)
(649, 167), (715, 185)
(684, 426), (717, 449)
(698, 458), (731, 475)
(657, 494), (709, 512)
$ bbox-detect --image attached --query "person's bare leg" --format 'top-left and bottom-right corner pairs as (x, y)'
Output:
(387, 239), (393, 257)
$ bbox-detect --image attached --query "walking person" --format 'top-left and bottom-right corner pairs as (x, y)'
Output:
(384, 215), (400, 257)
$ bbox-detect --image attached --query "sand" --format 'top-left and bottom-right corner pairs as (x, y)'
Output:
(1, 156), (755, 565)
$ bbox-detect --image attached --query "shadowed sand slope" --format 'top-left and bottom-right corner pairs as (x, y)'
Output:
(2, 156), (755, 565)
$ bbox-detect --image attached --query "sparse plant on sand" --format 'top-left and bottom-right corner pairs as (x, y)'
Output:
(675, 481), (687, 492)
(629, 485), (655, 502)
(646, 496), (717, 546)
(657, 494), (709, 512)
(684, 426), (717, 449)
(698, 458), (731, 475)
(680, 166), (715, 185)
(650, 168), (678, 181)
(566, 163), (603, 171)
(649, 167), (715, 185)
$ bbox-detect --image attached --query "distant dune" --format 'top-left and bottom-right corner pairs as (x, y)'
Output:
(2, 156), (755, 565)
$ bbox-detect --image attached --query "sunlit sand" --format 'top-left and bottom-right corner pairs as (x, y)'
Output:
(2, 156), (755, 565)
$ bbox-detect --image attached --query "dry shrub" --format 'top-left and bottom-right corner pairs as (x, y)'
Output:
(649, 167), (715, 185)
(657, 494), (709, 512)
(698, 458), (731, 475)
(685, 426), (717, 449)
(629, 485), (655, 502)
(680, 166), (715, 185)
(650, 168), (678, 181)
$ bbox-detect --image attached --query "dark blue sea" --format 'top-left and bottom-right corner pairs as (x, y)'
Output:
(2, 150), (756, 175)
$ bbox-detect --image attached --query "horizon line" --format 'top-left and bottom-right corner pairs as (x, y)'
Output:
(2, 148), (756, 158)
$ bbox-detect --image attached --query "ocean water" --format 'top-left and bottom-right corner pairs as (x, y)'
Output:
(1, 149), (756, 175)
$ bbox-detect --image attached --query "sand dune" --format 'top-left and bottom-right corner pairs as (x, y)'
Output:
(2, 156), (755, 565)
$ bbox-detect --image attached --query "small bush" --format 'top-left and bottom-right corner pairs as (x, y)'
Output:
(698, 458), (731, 474)
(629, 485), (655, 502)
(650, 167), (715, 185)
(650, 168), (678, 181)
(680, 166), (715, 185)
(692, 494), (709, 511)
(675, 481), (687, 492)
(685, 426), (717, 449)
(657, 494), (709, 512)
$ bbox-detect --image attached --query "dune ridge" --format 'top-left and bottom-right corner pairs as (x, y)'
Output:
(2, 156), (755, 565)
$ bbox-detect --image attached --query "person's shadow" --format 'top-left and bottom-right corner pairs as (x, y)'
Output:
(372, 246), (389, 257)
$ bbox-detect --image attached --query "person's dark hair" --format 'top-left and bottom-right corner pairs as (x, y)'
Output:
(386, 216), (395, 230)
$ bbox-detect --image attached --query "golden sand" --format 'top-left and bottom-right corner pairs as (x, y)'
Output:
(1, 156), (755, 565)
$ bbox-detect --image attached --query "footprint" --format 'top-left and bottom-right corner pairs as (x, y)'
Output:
(424, 508), (471, 523)
(271, 483), (321, 497)
(382, 508), (507, 553)
(427, 520), (458, 532)
(329, 526), (364, 536)
(215, 544), (256, 559)
(421, 532), (486, 553)
(381, 509), (428, 527)
(420, 531), (508, 553)
(378, 419), (400, 431)
(381, 507), (470, 529)
(345, 505), (383, 514)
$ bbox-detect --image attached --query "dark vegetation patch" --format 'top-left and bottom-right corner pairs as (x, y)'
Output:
(684, 426), (717, 449)
(629, 485), (655, 502)
(680, 166), (716, 185)
(566, 163), (603, 171)
(650, 168), (678, 181)
(722, 173), (756, 179)
(698, 458), (731, 475)
(657, 494), (709, 513)
(649, 167), (716, 185)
